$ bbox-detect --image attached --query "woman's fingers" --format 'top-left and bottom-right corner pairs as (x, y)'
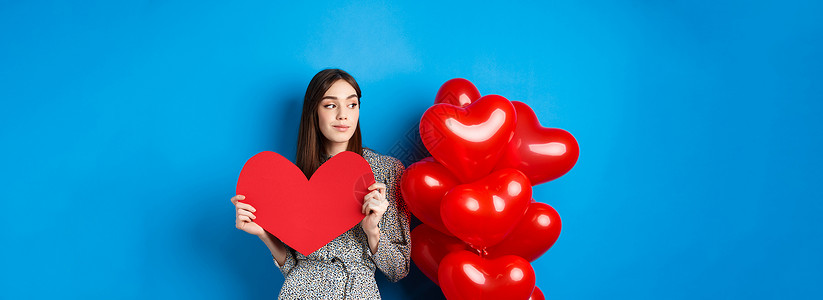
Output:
(235, 202), (256, 213)
(362, 196), (388, 215)
(368, 183), (387, 195)
(237, 208), (256, 220)
(362, 198), (370, 214)
(234, 195), (256, 221)
(365, 190), (386, 202)
(236, 219), (253, 230)
(361, 188), (389, 213)
(364, 202), (378, 214)
(233, 195), (263, 235)
(362, 196), (374, 214)
(365, 190), (379, 200)
(231, 195), (245, 205)
(362, 192), (382, 213)
(369, 182), (387, 190)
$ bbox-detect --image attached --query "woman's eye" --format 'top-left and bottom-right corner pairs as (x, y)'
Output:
(348, 103), (358, 108)
(324, 104), (336, 109)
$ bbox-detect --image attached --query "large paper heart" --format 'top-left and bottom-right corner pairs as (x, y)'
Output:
(441, 168), (532, 249)
(438, 250), (536, 300)
(420, 94), (516, 183)
(410, 224), (471, 285)
(235, 151), (374, 256)
(400, 157), (460, 236)
(434, 78), (481, 107)
(494, 101), (579, 185)
(486, 201), (562, 262)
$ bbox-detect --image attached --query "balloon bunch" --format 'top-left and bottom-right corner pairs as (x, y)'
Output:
(401, 79), (579, 300)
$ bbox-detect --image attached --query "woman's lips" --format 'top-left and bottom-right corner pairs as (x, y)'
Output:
(333, 125), (350, 132)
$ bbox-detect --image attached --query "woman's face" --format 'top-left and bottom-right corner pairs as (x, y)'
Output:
(317, 79), (360, 149)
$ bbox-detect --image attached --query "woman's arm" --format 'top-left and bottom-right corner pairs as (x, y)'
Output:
(255, 223), (298, 276)
(366, 228), (380, 255)
(259, 231), (289, 266)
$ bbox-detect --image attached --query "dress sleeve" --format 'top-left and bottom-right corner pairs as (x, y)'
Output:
(371, 158), (412, 282)
(273, 244), (298, 277)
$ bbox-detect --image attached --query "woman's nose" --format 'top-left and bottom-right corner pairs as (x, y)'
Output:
(336, 111), (347, 120)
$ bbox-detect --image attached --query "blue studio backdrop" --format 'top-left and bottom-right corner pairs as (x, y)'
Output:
(2, 0), (822, 299)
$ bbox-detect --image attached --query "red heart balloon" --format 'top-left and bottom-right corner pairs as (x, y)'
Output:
(486, 202), (561, 262)
(441, 168), (532, 249)
(420, 95), (517, 183)
(495, 101), (579, 185)
(434, 78), (481, 107)
(438, 250), (536, 300)
(529, 286), (545, 300)
(401, 157), (460, 235)
(410, 224), (471, 285)
(235, 151), (374, 256)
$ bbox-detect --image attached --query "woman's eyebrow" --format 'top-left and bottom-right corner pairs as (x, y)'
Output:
(321, 94), (358, 100)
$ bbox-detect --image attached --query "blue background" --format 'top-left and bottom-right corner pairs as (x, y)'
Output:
(2, 0), (821, 299)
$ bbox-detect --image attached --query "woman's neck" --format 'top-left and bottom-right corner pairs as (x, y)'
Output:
(324, 141), (349, 157)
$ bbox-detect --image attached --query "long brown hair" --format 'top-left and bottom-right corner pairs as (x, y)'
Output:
(296, 69), (364, 179)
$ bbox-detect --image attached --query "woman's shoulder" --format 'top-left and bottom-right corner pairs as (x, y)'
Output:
(363, 147), (405, 172)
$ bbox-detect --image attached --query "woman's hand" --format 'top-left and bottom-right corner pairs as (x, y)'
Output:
(231, 195), (265, 237)
(232, 195), (290, 265)
(361, 183), (388, 240)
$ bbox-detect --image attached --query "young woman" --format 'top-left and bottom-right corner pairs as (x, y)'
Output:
(230, 69), (411, 299)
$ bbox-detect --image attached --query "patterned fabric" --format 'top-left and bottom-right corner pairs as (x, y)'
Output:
(273, 148), (411, 300)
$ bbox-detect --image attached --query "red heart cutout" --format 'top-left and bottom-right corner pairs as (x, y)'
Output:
(235, 151), (374, 256)
(438, 250), (536, 300)
(400, 157), (460, 236)
(495, 101), (579, 185)
(440, 168), (532, 249)
(486, 201), (562, 262)
(420, 94), (516, 183)
(434, 78), (481, 107)
(410, 224), (471, 285)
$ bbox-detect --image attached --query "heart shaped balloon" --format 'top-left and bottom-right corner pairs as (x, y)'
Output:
(486, 201), (561, 262)
(401, 157), (460, 235)
(438, 250), (536, 300)
(420, 95), (517, 183)
(410, 224), (471, 285)
(434, 78), (481, 107)
(235, 151), (374, 256)
(440, 168), (532, 249)
(529, 286), (545, 300)
(494, 101), (579, 185)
